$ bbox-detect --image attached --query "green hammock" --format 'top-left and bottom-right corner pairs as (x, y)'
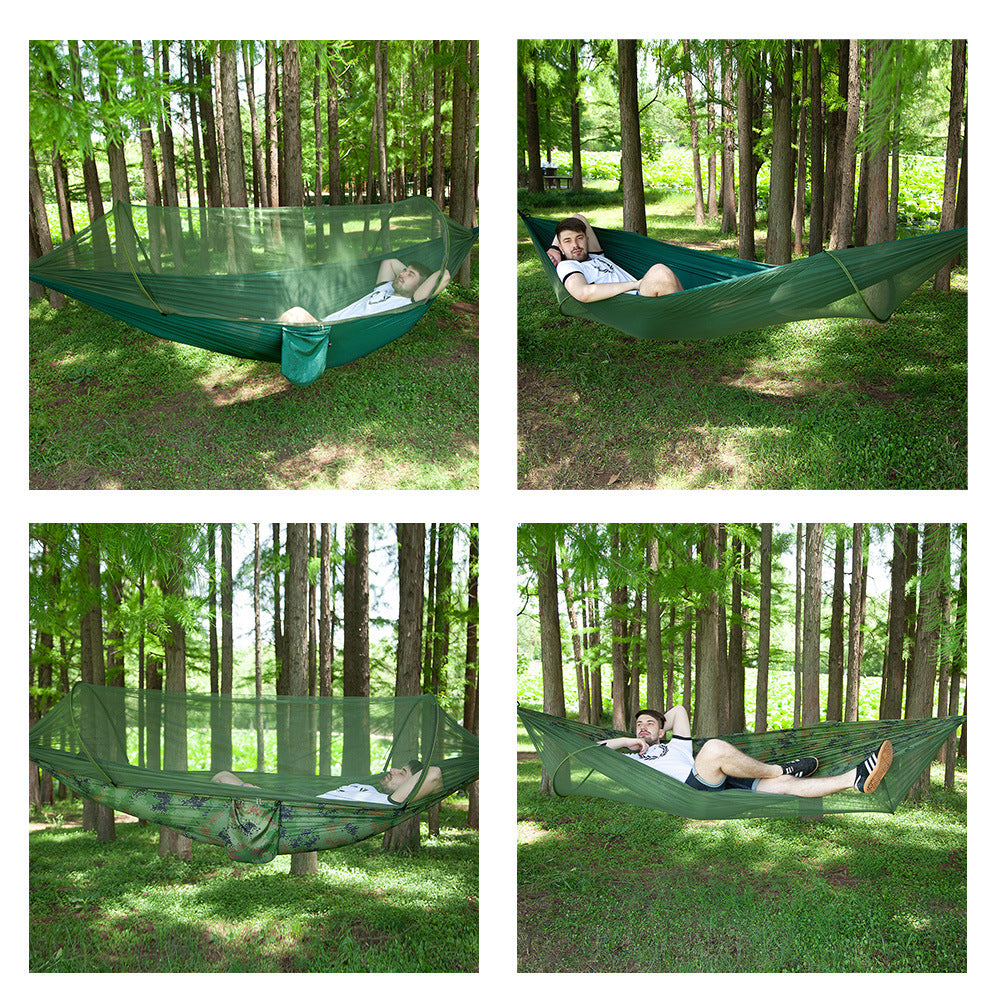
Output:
(30, 197), (478, 386)
(31, 683), (478, 863)
(520, 212), (967, 342)
(518, 705), (964, 821)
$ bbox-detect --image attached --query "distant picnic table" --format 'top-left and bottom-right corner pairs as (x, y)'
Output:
(543, 174), (572, 189)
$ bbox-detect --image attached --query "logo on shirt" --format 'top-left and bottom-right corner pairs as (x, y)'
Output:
(587, 255), (619, 275)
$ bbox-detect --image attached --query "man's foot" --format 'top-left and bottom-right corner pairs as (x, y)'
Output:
(778, 756), (819, 777)
(854, 740), (893, 793)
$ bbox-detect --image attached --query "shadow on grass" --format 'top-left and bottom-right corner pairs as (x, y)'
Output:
(516, 231), (966, 490)
(30, 811), (478, 972)
(516, 758), (965, 973)
(29, 285), (478, 490)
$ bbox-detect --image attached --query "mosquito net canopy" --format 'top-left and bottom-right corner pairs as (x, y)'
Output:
(518, 706), (963, 821)
(31, 683), (479, 862)
(30, 197), (478, 384)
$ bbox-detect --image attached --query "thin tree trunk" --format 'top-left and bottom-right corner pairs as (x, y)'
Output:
(618, 40), (646, 235)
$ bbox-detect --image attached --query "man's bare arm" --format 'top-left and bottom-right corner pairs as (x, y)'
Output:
(562, 271), (639, 303)
(662, 705), (692, 739)
(597, 736), (646, 752)
(414, 269), (450, 302)
(376, 257), (405, 283)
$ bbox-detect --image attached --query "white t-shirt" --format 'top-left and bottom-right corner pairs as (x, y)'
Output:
(556, 253), (637, 290)
(316, 783), (396, 806)
(321, 281), (412, 322)
(623, 737), (695, 783)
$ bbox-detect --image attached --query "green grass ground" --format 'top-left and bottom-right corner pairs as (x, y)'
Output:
(517, 756), (965, 973)
(517, 190), (966, 490)
(29, 261), (478, 490)
(29, 799), (477, 972)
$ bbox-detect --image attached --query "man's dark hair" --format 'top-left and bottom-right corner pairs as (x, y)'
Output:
(554, 217), (587, 240)
(635, 708), (666, 727)
(403, 260), (432, 281)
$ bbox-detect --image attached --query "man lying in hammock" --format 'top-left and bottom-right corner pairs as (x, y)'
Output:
(545, 214), (683, 302)
(275, 258), (450, 325)
(211, 759), (444, 806)
(598, 706), (893, 797)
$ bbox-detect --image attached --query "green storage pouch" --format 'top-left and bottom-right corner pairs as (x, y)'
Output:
(280, 325), (329, 386)
(225, 798), (282, 863)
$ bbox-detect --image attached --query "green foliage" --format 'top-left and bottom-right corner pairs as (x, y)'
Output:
(29, 799), (477, 973)
(517, 667), (882, 734)
(530, 148), (949, 230)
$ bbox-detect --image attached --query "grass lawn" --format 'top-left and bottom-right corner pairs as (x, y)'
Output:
(517, 190), (966, 490)
(28, 259), (478, 490)
(517, 756), (965, 973)
(29, 797), (477, 972)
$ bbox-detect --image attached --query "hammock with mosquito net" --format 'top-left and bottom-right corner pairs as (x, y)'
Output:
(518, 705), (964, 820)
(29, 197), (478, 386)
(30, 683), (479, 863)
(520, 212), (967, 342)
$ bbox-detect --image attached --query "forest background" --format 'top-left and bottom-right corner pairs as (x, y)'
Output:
(29, 40), (479, 281)
(518, 39), (965, 262)
(517, 523), (967, 794)
(28, 523), (480, 852)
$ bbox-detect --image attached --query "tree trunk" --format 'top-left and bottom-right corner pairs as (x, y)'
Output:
(284, 524), (317, 875)
(617, 40), (647, 235)
(829, 40), (860, 249)
(569, 41), (584, 193)
(720, 43), (737, 235)
(695, 525), (721, 735)
(792, 43), (809, 255)
(217, 41), (247, 207)
(935, 40), (966, 291)
(265, 42), (280, 207)
(433, 43), (448, 205)
(158, 528), (192, 861)
(766, 40), (792, 264)
(827, 532), (845, 721)
(808, 41), (825, 255)
(645, 534), (664, 712)
(281, 41), (304, 206)
(736, 49), (758, 260)
(845, 523), (866, 722)
(243, 41), (267, 206)
(682, 41), (705, 226)
(865, 40), (891, 247)
(755, 524), (772, 733)
(383, 524), (425, 853)
(802, 523), (823, 725)
(883, 523), (908, 719)
(907, 524), (946, 802)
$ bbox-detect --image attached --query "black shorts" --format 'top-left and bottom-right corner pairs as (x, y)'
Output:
(684, 769), (761, 792)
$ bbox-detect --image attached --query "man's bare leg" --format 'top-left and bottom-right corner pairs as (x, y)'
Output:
(211, 771), (260, 788)
(694, 738), (784, 784)
(638, 263), (683, 296)
(714, 739), (894, 798)
(755, 771), (856, 797)
(275, 306), (320, 324)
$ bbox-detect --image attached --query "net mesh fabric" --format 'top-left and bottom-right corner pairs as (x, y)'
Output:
(518, 705), (963, 821)
(31, 684), (478, 860)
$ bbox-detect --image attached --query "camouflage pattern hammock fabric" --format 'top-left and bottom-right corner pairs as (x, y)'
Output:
(518, 706), (964, 821)
(31, 684), (479, 863)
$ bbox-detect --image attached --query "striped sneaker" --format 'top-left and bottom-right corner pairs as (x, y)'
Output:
(854, 740), (893, 793)
(778, 756), (819, 777)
